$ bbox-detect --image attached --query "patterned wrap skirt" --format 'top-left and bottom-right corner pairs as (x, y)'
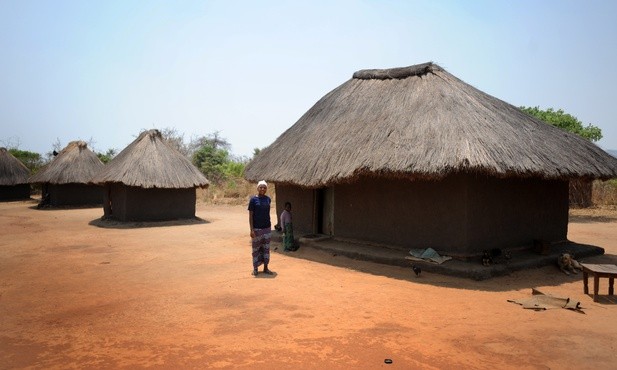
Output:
(283, 223), (295, 251)
(252, 228), (271, 269)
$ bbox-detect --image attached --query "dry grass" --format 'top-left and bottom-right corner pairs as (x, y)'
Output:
(592, 179), (617, 205)
(197, 178), (276, 205)
(569, 204), (617, 223)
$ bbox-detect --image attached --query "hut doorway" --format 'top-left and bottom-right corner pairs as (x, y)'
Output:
(315, 187), (334, 235)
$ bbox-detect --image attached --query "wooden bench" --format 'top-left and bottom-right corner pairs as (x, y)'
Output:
(581, 263), (617, 302)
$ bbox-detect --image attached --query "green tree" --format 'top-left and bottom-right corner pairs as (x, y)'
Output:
(189, 131), (247, 184)
(8, 148), (43, 173)
(147, 128), (244, 185)
(220, 161), (245, 178)
(192, 144), (230, 183)
(520, 106), (602, 142)
(97, 148), (117, 164)
(252, 147), (262, 157)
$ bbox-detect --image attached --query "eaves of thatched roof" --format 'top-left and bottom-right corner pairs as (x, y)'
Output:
(245, 62), (617, 187)
(91, 129), (209, 189)
(0, 147), (30, 185)
(29, 141), (104, 184)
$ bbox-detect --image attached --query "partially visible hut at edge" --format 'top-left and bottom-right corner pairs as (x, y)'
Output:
(91, 129), (209, 221)
(29, 141), (104, 207)
(0, 147), (31, 201)
(245, 62), (617, 257)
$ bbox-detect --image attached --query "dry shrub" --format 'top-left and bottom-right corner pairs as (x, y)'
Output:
(569, 178), (592, 207)
(592, 179), (617, 206)
(197, 178), (276, 205)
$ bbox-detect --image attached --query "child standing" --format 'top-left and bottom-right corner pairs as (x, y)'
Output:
(280, 202), (296, 251)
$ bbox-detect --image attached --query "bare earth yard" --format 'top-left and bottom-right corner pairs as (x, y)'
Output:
(1, 200), (616, 369)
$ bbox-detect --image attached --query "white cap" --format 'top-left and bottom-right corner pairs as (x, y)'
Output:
(257, 180), (268, 187)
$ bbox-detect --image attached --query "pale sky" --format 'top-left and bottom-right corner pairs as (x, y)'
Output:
(1, 0), (616, 158)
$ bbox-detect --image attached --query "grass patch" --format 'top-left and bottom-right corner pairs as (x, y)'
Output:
(592, 179), (617, 206)
(197, 178), (276, 205)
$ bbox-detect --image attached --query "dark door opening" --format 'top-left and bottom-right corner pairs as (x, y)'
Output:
(315, 187), (334, 235)
(315, 188), (324, 234)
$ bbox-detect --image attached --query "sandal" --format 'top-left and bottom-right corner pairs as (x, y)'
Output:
(252, 269), (258, 276)
(263, 269), (274, 275)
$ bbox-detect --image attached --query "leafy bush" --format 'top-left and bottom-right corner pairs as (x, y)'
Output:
(193, 145), (229, 183)
(96, 148), (117, 164)
(520, 106), (602, 142)
(219, 161), (245, 179)
(9, 148), (43, 173)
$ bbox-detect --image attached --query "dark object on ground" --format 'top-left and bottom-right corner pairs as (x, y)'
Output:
(483, 248), (512, 266)
(534, 239), (551, 255)
(482, 250), (492, 266)
(412, 265), (421, 277)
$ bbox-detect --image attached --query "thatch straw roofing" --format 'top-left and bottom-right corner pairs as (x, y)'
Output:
(29, 141), (104, 184)
(245, 62), (617, 187)
(92, 129), (209, 189)
(0, 147), (30, 185)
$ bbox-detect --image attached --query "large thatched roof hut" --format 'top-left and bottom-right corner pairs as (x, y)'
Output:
(91, 129), (209, 221)
(0, 147), (31, 201)
(245, 62), (617, 256)
(29, 141), (104, 206)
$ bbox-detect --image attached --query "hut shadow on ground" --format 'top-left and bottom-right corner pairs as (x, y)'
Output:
(568, 214), (617, 223)
(569, 206), (617, 223)
(582, 252), (617, 265)
(29, 204), (102, 210)
(272, 236), (610, 293)
(0, 197), (35, 204)
(89, 216), (209, 229)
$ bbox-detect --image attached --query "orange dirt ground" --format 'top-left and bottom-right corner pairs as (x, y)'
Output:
(1, 200), (616, 369)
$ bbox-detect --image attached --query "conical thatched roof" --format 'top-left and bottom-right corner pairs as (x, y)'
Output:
(245, 62), (617, 187)
(29, 141), (104, 184)
(91, 129), (209, 189)
(0, 147), (30, 185)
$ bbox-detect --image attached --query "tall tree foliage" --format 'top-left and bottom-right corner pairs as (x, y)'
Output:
(143, 127), (246, 184)
(190, 132), (246, 184)
(8, 149), (43, 172)
(192, 145), (230, 183)
(520, 106), (602, 142)
(96, 148), (117, 164)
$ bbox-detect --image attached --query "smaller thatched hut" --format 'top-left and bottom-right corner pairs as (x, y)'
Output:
(91, 129), (209, 221)
(0, 148), (31, 201)
(29, 141), (104, 206)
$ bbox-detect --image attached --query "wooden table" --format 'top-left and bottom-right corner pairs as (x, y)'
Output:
(581, 263), (617, 302)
